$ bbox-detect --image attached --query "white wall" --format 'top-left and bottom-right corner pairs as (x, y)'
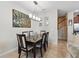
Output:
(67, 11), (74, 57)
(44, 9), (58, 45)
(0, 2), (45, 56)
(67, 11), (74, 44)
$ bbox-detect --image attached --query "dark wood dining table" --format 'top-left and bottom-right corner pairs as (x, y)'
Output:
(26, 34), (42, 58)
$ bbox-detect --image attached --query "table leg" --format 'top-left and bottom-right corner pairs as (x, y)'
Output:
(33, 44), (36, 58)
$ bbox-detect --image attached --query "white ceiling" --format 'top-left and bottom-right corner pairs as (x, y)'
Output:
(15, 1), (79, 16)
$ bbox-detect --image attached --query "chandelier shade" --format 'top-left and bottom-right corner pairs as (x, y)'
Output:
(28, 1), (42, 22)
(29, 14), (32, 18)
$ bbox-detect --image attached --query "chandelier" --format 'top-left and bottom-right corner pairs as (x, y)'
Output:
(29, 1), (41, 21)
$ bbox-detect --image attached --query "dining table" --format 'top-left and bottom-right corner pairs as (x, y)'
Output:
(26, 34), (42, 58)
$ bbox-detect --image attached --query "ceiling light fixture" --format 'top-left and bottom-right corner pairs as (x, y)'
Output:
(29, 1), (41, 21)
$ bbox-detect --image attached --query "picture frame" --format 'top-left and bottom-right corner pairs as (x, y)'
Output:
(12, 9), (31, 28)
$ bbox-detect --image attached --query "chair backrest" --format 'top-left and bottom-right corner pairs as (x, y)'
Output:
(29, 31), (34, 37)
(22, 31), (29, 37)
(40, 30), (46, 36)
(41, 33), (47, 44)
(17, 34), (27, 49)
(46, 32), (49, 40)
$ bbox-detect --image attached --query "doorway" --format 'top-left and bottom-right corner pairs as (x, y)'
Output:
(57, 10), (67, 43)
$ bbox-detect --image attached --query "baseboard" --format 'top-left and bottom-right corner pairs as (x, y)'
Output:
(0, 47), (17, 57)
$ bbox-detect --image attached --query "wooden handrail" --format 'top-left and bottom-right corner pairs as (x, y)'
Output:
(58, 19), (66, 24)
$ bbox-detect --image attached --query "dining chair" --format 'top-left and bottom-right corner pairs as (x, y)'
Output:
(17, 34), (34, 58)
(45, 32), (49, 48)
(22, 31), (29, 37)
(40, 30), (46, 36)
(35, 33), (47, 57)
(29, 31), (34, 37)
(42, 33), (47, 52)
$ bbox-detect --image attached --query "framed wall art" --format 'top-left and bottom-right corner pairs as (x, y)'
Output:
(12, 9), (31, 28)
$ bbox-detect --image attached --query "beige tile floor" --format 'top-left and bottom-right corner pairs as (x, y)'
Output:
(2, 40), (72, 58)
